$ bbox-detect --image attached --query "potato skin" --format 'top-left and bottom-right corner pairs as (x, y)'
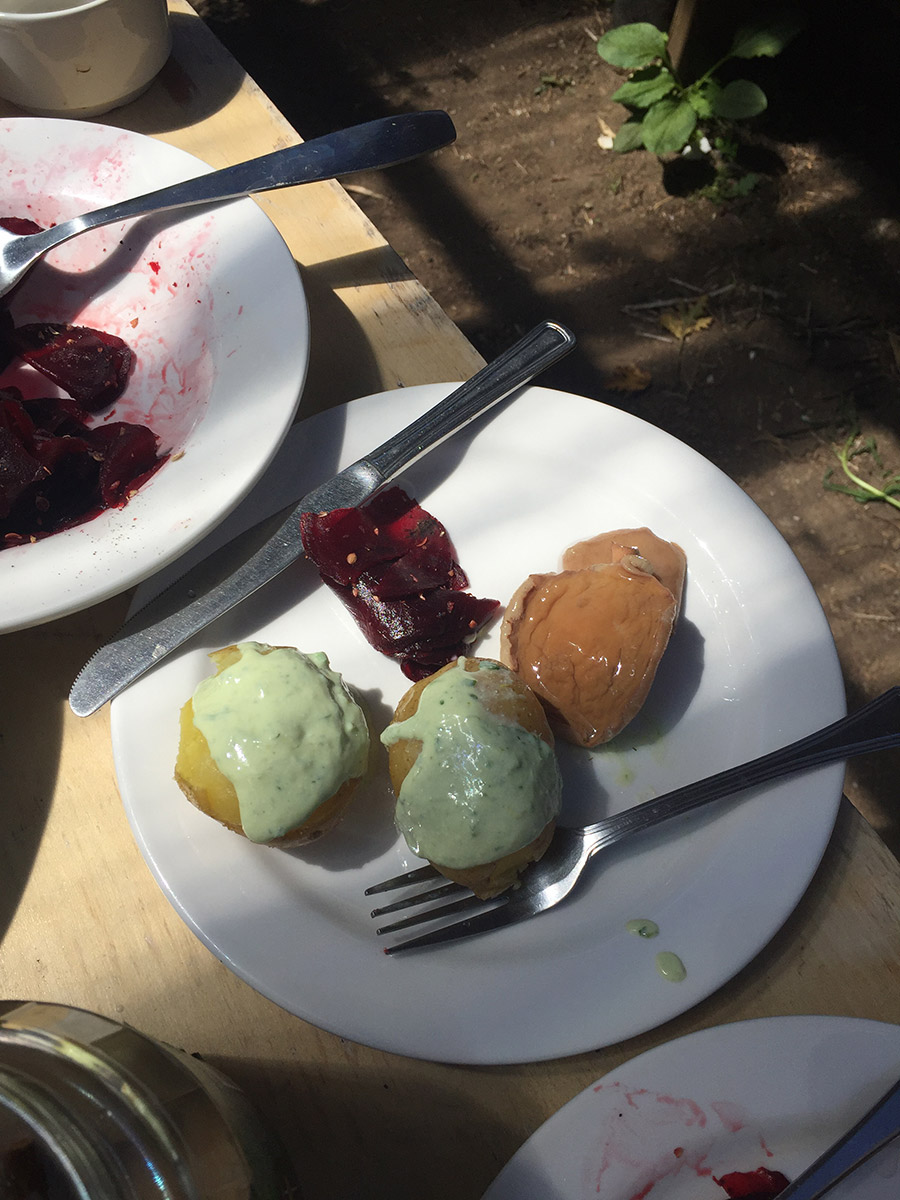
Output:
(385, 657), (558, 897)
(174, 644), (366, 847)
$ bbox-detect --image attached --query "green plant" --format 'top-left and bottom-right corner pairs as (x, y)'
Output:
(535, 72), (575, 95)
(596, 15), (803, 157)
(824, 431), (900, 511)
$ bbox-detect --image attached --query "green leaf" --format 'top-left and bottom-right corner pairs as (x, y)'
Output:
(613, 118), (645, 152)
(730, 13), (806, 59)
(640, 97), (697, 154)
(686, 78), (721, 118)
(711, 79), (767, 119)
(596, 22), (668, 69)
(611, 66), (677, 108)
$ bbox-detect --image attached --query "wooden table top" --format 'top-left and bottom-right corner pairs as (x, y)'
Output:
(2, 5), (900, 1198)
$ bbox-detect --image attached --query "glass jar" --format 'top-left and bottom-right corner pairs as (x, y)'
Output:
(0, 1000), (297, 1199)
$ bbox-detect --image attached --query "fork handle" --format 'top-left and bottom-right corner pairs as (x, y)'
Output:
(583, 687), (900, 853)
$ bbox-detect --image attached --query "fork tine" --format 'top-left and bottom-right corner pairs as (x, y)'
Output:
(383, 897), (527, 955)
(370, 880), (467, 918)
(375, 892), (490, 935)
(364, 864), (441, 895)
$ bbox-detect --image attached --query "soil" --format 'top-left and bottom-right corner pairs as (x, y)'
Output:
(196, 0), (900, 854)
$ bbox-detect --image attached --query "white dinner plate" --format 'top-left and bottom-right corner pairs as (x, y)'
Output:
(482, 1015), (900, 1198)
(0, 118), (308, 632)
(111, 384), (845, 1064)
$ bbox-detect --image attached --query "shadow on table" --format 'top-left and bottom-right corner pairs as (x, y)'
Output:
(299, 252), (402, 417)
(0, 592), (130, 941)
(105, 12), (248, 138)
(211, 1051), (530, 1200)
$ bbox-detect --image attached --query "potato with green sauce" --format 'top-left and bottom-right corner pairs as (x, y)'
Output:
(382, 657), (562, 898)
(175, 641), (370, 846)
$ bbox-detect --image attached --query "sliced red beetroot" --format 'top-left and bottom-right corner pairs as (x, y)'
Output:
(1, 413), (161, 543)
(0, 221), (158, 545)
(85, 422), (160, 506)
(0, 425), (45, 519)
(0, 216), (44, 235)
(400, 652), (470, 681)
(300, 487), (465, 587)
(349, 578), (498, 650)
(302, 485), (498, 677)
(363, 487), (459, 562)
(299, 505), (398, 585)
(0, 308), (15, 373)
(23, 395), (91, 438)
(13, 323), (133, 412)
(31, 430), (91, 474)
(714, 1169), (790, 1199)
(329, 579), (498, 679)
(358, 551), (467, 599)
(1, 388), (36, 446)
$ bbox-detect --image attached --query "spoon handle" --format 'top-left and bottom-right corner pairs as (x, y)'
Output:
(6, 111), (454, 269)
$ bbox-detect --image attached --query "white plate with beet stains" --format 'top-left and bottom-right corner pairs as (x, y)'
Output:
(483, 1016), (900, 1198)
(111, 383), (845, 1064)
(0, 118), (307, 632)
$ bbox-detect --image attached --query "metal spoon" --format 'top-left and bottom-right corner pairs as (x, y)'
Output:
(0, 109), (455, 300)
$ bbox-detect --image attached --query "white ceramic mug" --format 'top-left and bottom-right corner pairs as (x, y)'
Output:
(0, 0), (171, 118)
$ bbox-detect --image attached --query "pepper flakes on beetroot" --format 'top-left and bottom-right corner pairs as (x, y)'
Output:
(11, 322), (133, 412)
(300, 486), (499, 680)
(0, 388), (162, 545)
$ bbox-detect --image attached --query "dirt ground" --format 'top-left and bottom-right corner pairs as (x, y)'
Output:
(196, 0), (900, 854)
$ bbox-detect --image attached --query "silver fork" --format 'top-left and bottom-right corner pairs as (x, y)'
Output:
(366, 686), (900, 954)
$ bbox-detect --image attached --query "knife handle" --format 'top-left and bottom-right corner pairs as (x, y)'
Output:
(365, 321), (576, 482)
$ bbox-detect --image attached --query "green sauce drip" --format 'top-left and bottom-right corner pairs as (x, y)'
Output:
(625, 918), (659, 938)
(655, 951), (687, 982)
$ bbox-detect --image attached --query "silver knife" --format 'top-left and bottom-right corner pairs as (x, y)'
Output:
(69, 320), (576, 716)
(772, 1073), (900, 1200)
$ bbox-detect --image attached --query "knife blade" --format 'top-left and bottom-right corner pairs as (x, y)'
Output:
(772, 1074), (900, 1200)
(69, 320), (575, 716)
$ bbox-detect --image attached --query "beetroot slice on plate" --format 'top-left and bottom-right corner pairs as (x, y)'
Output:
(12, 323), (134, 412)
(346, 578), (498, 653)
(0, 218), (160, 546)
(300, 486), (466, 588)
(0, 390), (161, 545)
(86, 422), (161, 506)
(358, 551), (468, 599)
(301, 486), (498, 678)
(23, 395), (91, 438)
(714, 1169), (790, 1200)
(0, 425), (45, 519)
(0, 216), (44, 236)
